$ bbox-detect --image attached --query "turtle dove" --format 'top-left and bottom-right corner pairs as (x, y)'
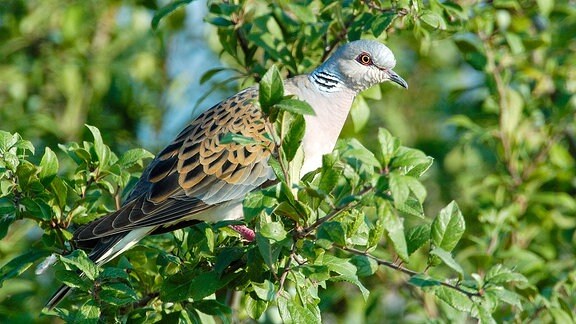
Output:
(46, 39), (407, 309)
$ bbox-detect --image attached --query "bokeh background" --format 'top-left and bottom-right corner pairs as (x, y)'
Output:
(1, 0), (575, 322)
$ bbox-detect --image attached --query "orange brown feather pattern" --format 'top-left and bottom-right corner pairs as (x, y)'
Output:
(73, 88), (275, 244)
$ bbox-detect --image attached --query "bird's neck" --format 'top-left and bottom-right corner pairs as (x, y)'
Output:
(284, 75), (356, 174)
(309, 69), (350, 94)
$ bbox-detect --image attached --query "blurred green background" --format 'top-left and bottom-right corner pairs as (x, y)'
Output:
(1, 0), (575, 322)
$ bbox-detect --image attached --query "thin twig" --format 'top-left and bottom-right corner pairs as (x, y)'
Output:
(277, 243), (297, 297)
(321, 17), (355, 63)
(297, 185), (373, 238)
(339, 246), (483, 300)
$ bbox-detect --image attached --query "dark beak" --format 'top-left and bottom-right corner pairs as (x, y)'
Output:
(388, 69), (408, 89)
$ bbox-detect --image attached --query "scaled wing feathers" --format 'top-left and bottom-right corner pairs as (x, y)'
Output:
(74, 88), (275, 248)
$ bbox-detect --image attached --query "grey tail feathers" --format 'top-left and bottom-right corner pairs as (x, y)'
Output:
(45, 285), (73, 310)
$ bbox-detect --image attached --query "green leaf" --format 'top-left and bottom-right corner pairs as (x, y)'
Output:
(245, 293), (268, 320)
(255, 233), (284, 269)
(350, 255), (378, 277)
(318, 153), (340, 192)
(99, 282), (138, 306)
(118, 148), (154, 168)
(368, 205), (385, 250)
(380, 202), (409, 261)
(340, 139), (381, 169)
(484, 264), (528, 286)
(317, 221), (347, 246)
(259, 65), (284, 111)
(475, 301), (497, 324)
(281, 113), (306, 162)
(277, 295), (320, 324)
(214, 247), (245, 274)
(391, 147), (433, 177)
(377, 128), (400, 167)
(420, 10), (447, 30)
(404, 176), (427, 203)
(15, 138), (35, 154)
(406, 224), (430, 256)
(0, 249), (51, 287)
(321, 254), (369, 300)
(389, 171), (410, 208)
(161, 269), (234, 302)
(20, 197), (52, 220)
(39, 147), (59, 185)
(431, 201), (465, 253)
(276, 98), (315, 116)
(151, 0), (194, 30)
(501, 87), (523, 136)
(49, 177), (68, 209)
(199, 67), (229, 85)
(243, 189), (276, 223)
(0, 211), (16, 240)
(85, 124), (108, 167)
(260, 222), (287, 241)
(55, 269), (92, 290)
(267, 157), (285, 183)
(434, 286), (474, 312)
(321, 254), (356, 277)
(371, 13), (395, 37)
(485, 286), (523, 310)
(0, 131), (18, 152)
(58, 250), (99, 281)
(350, 96), (370, 132)
(536, 0), (554, 16)
(408, 274), (442, 288)
(76, 299), (101, 324)
(504, 32), (524, 55)
(430, 247), (464, 277)
(219, 132), (258, 145)
(549, 307), (574, 324)
(252, 279), (276, 301)
(192, 299), (232, 316)
(206, 16), (233, 27)
(59, 143), (91, 165)
(99, 267), (130, 282)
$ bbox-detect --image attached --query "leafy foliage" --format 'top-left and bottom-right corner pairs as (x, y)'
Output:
(0, 0), (574, 323)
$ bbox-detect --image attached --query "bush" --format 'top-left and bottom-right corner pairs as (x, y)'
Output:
(1, 0), (574, 322)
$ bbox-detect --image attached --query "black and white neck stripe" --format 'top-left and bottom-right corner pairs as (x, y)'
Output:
(309, 70), (344, 93)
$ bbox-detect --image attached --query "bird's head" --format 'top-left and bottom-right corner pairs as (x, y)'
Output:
(313, 40), (408, 93)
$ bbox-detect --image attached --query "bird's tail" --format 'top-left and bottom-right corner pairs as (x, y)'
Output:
(44, 284), (73, 310)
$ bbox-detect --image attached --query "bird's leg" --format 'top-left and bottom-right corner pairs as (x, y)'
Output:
(229, 225), (256, 242)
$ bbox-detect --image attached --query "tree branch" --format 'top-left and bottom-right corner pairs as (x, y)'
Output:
(296, 185), (373, 238)
(339, 246), (483, 300)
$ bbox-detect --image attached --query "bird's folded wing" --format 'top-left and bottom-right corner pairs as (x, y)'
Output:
(74, 87), (275, 245)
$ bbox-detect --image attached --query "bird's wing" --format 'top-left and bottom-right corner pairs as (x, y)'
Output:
(74, 87), (275, 246)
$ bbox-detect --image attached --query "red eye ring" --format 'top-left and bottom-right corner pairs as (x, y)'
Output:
(357, 53), (373, 66)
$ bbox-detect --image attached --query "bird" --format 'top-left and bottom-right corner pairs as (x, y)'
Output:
(45, 39), (407, 309)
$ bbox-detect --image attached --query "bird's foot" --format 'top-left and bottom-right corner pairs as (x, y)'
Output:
(229, 225), (256, 242)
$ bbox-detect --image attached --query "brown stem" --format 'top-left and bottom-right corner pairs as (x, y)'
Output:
(297, 185), (373, 238)
(320, 17), (355, 63)
(277, 244), (297, 297)
(339, 246), (482, 300)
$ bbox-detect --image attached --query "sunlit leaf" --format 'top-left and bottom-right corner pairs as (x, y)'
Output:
(431, 201), (465, 253)
(430, 247), (464, 277)
(152, 0), (194, 30)
(39, 147), (59, 185)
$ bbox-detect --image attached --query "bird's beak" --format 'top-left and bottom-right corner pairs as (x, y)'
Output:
(388, 70), (408, 89)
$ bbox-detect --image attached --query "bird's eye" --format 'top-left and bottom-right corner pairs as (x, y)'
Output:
(356, 53), (373, 66)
